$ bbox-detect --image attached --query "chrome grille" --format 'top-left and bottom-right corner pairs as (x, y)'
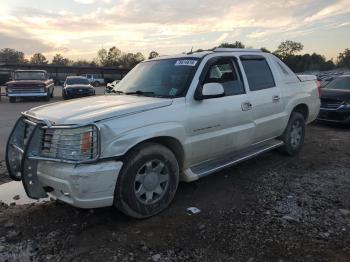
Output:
(10, 88), (43, 93)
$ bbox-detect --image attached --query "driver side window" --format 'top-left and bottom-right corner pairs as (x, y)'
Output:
(203, 58), (245, 96)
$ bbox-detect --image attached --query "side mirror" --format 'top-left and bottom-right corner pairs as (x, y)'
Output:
(195, 83), (225, 100)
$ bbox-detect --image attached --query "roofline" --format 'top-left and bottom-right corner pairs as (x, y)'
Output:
(214, 48), (262, 52)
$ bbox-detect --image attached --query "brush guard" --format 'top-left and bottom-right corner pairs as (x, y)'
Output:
(6, 116), (48, 199)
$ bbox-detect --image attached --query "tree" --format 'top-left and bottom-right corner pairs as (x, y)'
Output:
(71, 60), (98, 67)
(52, 54), (71, 66)
(148, 51), (159, 59)
(0, 48), (26, 63)
(337, 48), (350, 68)
(282, 53), (335, 72)
(260, 47), (271, 53)
(97, 48), (108, 66)
(97, 47), (122, 66)
(218, 41), (245, 48)
(30, 53), (48, 64)
(119, 52), (145, 68)
(274, 40), (304, 60)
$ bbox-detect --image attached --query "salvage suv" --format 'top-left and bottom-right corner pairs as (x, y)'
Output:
(6, 48), (320, 218)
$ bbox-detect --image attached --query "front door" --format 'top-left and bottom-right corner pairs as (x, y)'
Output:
(188, 57), (255, 164)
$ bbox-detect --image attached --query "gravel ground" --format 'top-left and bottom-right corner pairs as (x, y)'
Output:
(0, 123), (349, 262)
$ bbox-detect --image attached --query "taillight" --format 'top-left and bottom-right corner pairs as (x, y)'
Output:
(315, 80), (321, 97)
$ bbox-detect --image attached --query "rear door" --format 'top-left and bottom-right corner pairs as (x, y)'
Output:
(240, 55), (285, 143)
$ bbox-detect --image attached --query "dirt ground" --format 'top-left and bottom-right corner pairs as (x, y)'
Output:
(0, 123), (349, 262)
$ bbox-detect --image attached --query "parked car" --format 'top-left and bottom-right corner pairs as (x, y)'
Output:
(318, 75), (350, 123)
(82, 74), (105, 87)
(62, 76), (95, 100)
(6, 48), (320, 218)
(105, 80), (120, 94)
(5, 70), (54, 103)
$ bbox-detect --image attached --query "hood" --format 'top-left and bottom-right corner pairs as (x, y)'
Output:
(7, 80), (46, 86)
(25, 95), (173, 125)
(320, 88), (350, 102)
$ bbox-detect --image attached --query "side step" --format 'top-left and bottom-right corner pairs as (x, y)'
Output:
(183, 139), (284, 182)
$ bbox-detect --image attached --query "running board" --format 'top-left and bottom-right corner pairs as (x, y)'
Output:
(183, 139), (284, 182)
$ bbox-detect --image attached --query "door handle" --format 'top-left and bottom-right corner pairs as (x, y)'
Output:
(272, 95), (280, 103)
(241, 101), (252, 111)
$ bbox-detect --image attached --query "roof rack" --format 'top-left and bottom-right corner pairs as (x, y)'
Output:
(214, 48), (262, 52)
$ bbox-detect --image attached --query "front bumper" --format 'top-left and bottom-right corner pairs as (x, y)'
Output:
(6, 116), (123, 209)
(37, 160), (123, 208)
(318, 107), (350, 123)
(65, 88), (94, 97)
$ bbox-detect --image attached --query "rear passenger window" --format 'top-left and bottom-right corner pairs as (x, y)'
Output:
(240, 56), (275, 91)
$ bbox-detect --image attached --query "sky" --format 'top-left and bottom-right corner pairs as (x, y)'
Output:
(0, 0), (349, 61)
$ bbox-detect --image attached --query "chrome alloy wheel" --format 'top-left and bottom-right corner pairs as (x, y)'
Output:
(134, 159), (170, 205)
(290, 120), (303, 148)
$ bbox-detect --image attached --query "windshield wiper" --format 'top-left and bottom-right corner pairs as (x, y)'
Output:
(125, 90), (155, 96)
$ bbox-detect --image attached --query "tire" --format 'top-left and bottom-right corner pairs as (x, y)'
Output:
(115, 143), (179, 219)
(51, 88), (54, 98)
(279, 112), (305, 156)
(93, 81), (99, 87)
(9, 97), (16, 103)
(45, 90), (50, 101)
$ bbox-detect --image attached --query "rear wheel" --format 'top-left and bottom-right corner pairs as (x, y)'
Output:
(279, 112), (305, 156)
(9, 97), (16, 103)
(114, 143), (179, 218)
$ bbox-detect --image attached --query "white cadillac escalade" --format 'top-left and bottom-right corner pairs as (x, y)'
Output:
(6, 48), (320, 218)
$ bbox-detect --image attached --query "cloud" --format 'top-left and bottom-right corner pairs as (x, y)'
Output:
(0, 0), (348, 60)
(304, 0), (350, 22)
(73, 0), (111, 4)
(0, 32), (53, 54)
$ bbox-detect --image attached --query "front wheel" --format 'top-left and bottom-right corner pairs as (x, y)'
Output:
(114, 143), (179, 218)
(279, 112), (305, 156)
(9, 97), (16, 103)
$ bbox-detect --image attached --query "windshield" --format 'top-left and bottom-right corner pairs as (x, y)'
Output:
(325, 76), (350, 90)
(15, 71), (46, 81)
(113, 58), (200, 97)
(66, 78), (90, 85)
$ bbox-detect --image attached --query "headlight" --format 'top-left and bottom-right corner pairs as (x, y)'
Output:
(344, 102), (350, 108)
(41, 125), (99, 162)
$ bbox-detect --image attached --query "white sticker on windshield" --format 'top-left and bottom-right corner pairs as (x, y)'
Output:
(175, 60), (197, 66)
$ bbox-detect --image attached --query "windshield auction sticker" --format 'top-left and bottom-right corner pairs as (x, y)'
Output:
(175, 60), (198, 66)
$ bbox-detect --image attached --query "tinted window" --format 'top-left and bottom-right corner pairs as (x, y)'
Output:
(203, 58), (245, 96)
(66, 78), (90, 85)
(325, 76), (350, 90)
(241, 57), (275, 91)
